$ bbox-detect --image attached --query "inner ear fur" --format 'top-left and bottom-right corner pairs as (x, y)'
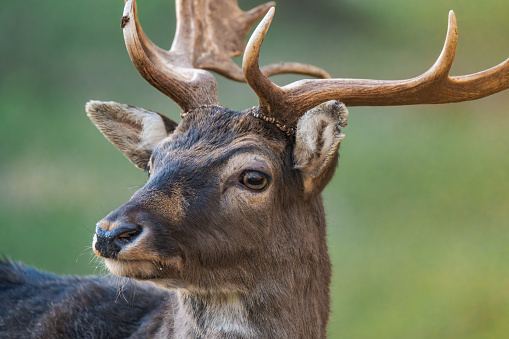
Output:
(294, 100), (348, 196)
(86, 101), (178, 169)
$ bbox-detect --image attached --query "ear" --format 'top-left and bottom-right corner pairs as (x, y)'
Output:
(294, 100), (348, 196)
(86, 101), (178, 169)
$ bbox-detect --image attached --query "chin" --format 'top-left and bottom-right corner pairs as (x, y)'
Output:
(104, 255), (184, 282)
(104, 258), (159, 279)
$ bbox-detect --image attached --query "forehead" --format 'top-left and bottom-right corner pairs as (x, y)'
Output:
(154, 107), (288, 160)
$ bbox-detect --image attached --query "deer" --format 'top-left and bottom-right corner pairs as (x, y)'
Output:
(1, 0), (508, 338)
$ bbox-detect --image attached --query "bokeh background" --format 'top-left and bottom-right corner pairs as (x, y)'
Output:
(1, 0), (508, 337)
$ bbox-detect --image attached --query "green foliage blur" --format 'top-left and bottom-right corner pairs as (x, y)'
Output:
(1, 0), (508, 337)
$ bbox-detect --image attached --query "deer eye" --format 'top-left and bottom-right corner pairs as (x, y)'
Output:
(240, 170), (270, 190)
(144, 163), (152, 178)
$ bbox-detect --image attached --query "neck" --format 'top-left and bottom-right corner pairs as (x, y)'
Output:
(171, 274), (329, 338)
(172, 290), (255, 338)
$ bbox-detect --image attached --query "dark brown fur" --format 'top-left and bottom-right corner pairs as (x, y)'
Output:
(0, 260), (172, 339)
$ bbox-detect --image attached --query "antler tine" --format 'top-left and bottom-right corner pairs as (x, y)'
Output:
(243, 8), (329, 119)
(243, 8), (284, 111)
(244, 9), (509, 126)
(427, 10), (458, 81)
(261, 63), (330, 79)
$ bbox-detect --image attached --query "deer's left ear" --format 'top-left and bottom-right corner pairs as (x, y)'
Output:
(293, 100), (348, 196)
(86, 101), (178, 170)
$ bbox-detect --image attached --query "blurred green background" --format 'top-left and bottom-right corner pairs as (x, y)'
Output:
(1, 0), (508, 338)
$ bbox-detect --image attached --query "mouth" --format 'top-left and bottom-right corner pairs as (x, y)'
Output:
(103, 256), (183, 281)
(104, 258), (161, 278)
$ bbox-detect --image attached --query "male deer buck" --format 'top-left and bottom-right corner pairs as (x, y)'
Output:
(1, 0), (508, 338)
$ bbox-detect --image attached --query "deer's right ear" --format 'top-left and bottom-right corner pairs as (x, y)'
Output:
(86, 101), (178, 170)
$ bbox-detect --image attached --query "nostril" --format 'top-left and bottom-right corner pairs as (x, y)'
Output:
(94, 223), (143, 259)
(114, 224), (143, 244)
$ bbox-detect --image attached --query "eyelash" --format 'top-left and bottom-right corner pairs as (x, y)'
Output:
(145, 157), (154, 177)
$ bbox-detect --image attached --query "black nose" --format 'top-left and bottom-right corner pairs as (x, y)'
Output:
(94, 224), (143, 259)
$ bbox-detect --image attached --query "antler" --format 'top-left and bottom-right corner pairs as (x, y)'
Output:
(121, 0), (330, 112)
(244, 9), (509, 126)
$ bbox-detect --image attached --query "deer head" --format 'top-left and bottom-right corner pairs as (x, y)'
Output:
(86, 0), (508, 337)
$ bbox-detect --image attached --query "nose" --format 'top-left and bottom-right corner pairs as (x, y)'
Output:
(94, 223), (143, 259)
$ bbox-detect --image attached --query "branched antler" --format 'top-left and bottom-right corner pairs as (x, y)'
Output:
(244, 9), (509, 126)
(121, 0), (329, 112)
